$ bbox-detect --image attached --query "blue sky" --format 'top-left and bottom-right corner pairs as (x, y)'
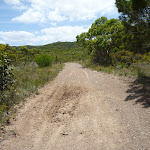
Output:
(0, 0), (119, 46)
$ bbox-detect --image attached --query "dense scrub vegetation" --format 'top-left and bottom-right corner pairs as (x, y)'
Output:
(76, 0), (150, 105)
(77, 16), (150, 79)
(0, 41), (86, 124)
(14, 42), (87, 63)
(76, 0), (150, 75)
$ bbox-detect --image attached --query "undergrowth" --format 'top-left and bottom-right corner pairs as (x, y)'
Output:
(81, 59), (150, 79)
(0, 62), (64, 125)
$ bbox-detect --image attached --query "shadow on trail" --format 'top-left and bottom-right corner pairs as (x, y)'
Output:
(125, 76), (150, 108)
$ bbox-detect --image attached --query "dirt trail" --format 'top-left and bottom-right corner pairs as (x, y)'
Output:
(0, 63), (150, 150)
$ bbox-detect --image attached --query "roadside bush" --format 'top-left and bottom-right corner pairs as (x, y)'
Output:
(0, 52), (14, 104)
(0, 52), (15, 124)
(111, 50), (134, 66)
(35, 54), (52, 67)
(0, 62), (64, 124)
(133, 53), (150, 63)
(131, 62), (150, 78)
(142, 52), (150, 63)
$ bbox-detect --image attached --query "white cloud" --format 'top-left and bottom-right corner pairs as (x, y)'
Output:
(12, 8), (45, 23)
(0, 40), (6, 44)
(9, 0), (118, 23)
(40, 26), (88, 44)
(50, 22), (57, 26)
(0, 31), (35, 45)
(4, 0), (27, 10)
(0, 26), (88, 46)
(48, 9), (67, 22)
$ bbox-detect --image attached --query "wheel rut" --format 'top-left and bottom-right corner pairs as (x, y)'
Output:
(0, 63), (149, 150)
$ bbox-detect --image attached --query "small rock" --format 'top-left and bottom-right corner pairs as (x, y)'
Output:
(7, 119), (10, 124)
(61, 133), (68, 136)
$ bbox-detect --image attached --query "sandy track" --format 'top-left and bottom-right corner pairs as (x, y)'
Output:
(0, 63), (150, 150)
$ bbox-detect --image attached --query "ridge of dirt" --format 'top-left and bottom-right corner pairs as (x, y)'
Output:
(46, 85), (86, 124)
(0, 63), (149, 150)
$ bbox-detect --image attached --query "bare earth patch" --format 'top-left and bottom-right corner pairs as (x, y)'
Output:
(0, 63), (149, 150)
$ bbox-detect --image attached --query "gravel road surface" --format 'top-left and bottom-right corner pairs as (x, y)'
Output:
(0, 63), (149, 150)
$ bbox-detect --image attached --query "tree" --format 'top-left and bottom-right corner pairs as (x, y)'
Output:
(18, 46), (29, 55)
(0, 44), (17, 62)
(115, 0), (150, 53)
(76, 17), (125, 65)
(18, 46), (31, 61)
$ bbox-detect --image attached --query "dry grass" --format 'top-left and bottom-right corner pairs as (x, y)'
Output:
(0, 62), (64, 125)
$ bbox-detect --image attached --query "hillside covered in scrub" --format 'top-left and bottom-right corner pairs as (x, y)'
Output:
(0, 41), (88, 124)
(13, 42), (86, 63)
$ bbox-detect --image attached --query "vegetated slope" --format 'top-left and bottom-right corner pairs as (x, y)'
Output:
(26, 42), (87, 62)
(0, 63), (149, 150)
(26, 42), (83, 50)
(12, 42), (86, 63)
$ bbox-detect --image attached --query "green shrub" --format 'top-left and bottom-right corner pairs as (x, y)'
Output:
(142, 52), (150, 63)
(133, 53), (143, 63)
(0, 52), (15, 124)
(111, 50), (134, 66)
(131, 62), (150, 78)
(35, 54), (52, 67)
(0, 52), (14, 103)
